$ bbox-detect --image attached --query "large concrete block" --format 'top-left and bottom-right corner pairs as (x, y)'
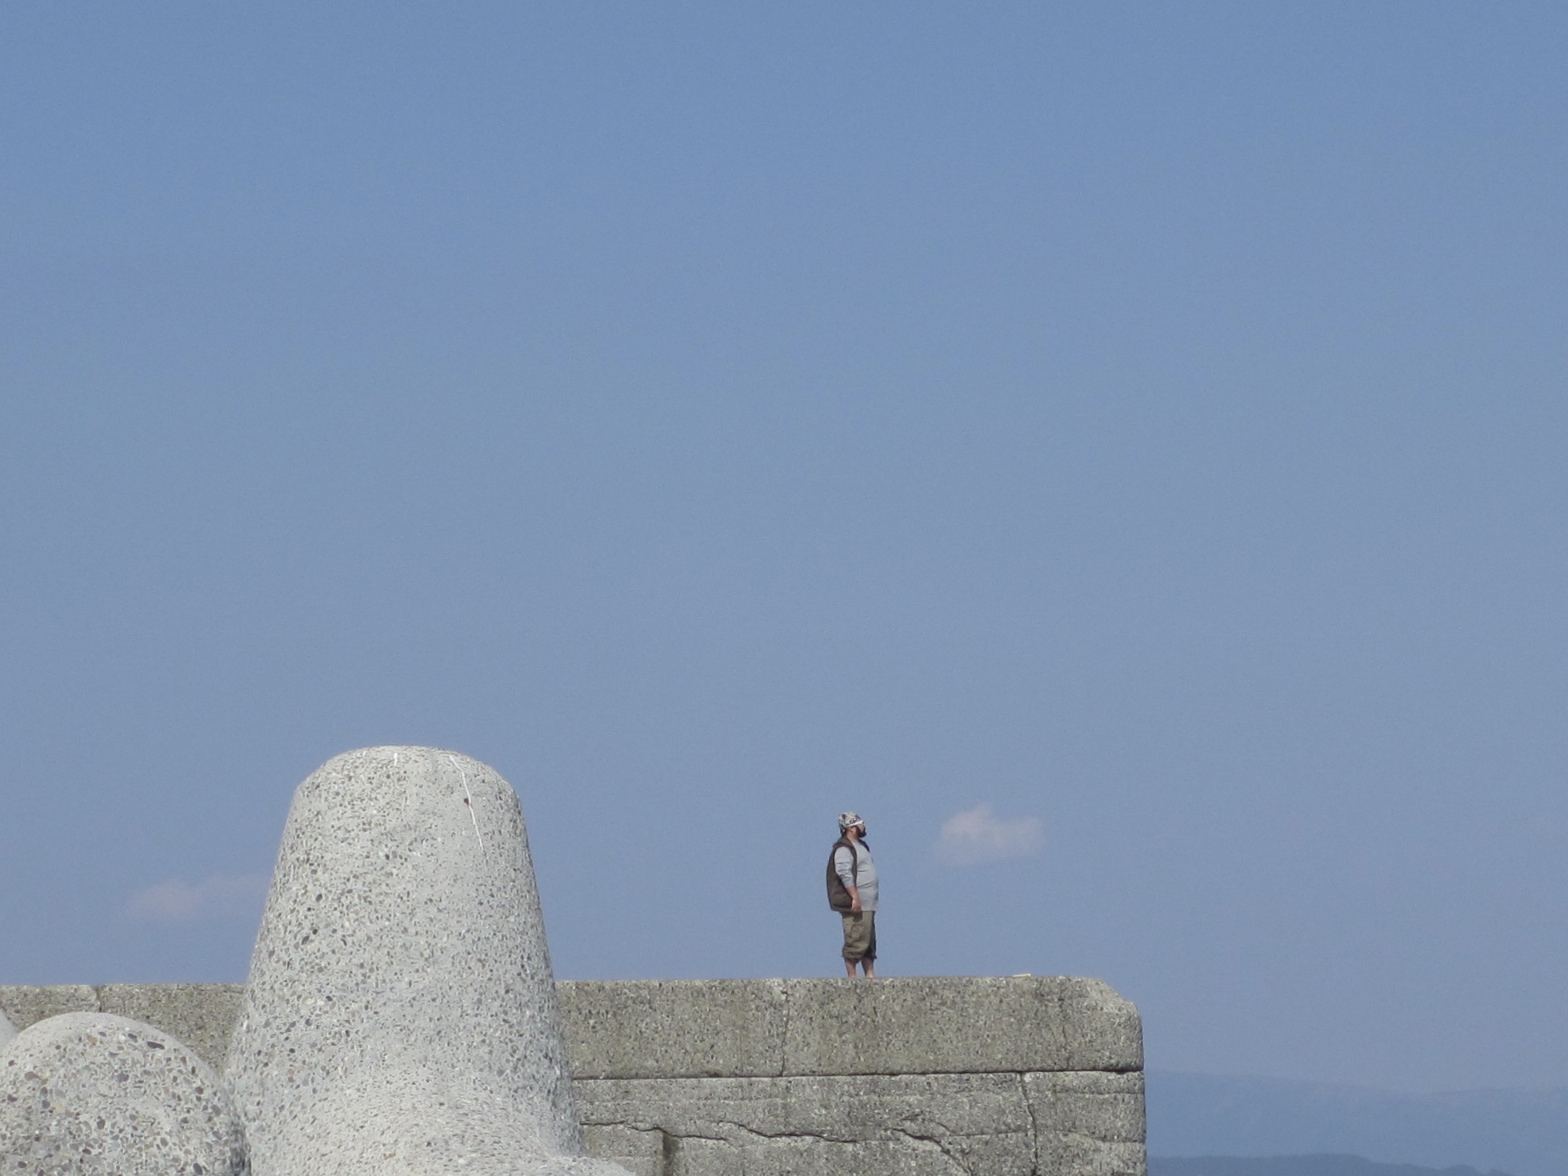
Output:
(225, 746), (629, 1176)
(0, 1009), (14, 1053)
(97, 982), (244, 1071)
(559, 979), (786, 1079)
(577, 1072), (1036, 1176)
(0, 1011), (247, 1176)
(780, 976), (1141, 1076)
(0, 984), (99, 1030)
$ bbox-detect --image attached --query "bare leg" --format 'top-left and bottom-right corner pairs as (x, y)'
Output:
(862, 959), (876, 978)
(844, 959), (858, 978)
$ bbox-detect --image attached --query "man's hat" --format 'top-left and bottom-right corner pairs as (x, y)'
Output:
(838, 811), (865, 832)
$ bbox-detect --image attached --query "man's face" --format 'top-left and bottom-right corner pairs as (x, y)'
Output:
(850, 821), (866, 838)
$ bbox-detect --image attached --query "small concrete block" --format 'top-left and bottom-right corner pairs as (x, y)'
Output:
(225, 746), (631, 1176)
(0, 1011), (247, 1176)
(0, 985), (99, 1031)
(559, 978), (786, 1079)
(1024, 1070), (1145, 1143)
(581, 1124), (664, 1176)
(1027, 1070), (1146, 1176)
(97, 983), (244, 1071)
(1059, 979), (1145, 1072)
(1041, 1135), (1147, 1176)
(780, 976), (1140, 1076)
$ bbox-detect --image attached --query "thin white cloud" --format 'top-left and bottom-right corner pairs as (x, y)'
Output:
(935, 803), (1042, 867)
(126, 873), (270, 924)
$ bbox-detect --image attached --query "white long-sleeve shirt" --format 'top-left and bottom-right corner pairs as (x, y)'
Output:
(833, 841), (878, 912)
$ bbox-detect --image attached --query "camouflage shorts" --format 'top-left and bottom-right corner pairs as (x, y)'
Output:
(841, 910), (877, 961)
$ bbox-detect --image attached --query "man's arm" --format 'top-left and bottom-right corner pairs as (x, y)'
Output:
(834, 845), (862, 914)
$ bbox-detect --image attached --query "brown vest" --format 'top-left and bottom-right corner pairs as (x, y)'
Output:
(826, 837), (859, 913)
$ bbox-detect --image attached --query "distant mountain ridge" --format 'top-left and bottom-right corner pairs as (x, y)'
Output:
(1151, 1155), (1510, 1176)
(1146, 1071), (1568, 1176)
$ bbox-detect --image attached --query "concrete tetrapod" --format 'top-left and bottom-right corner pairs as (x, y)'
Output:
(0, 1011), (248, 1176)
(225, 746), (631, 1176)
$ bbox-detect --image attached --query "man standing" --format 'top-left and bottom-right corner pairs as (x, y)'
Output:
(827, 812), (878, 978)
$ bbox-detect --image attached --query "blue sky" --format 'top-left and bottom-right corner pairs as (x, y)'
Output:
(3, 3), (1567, 1095)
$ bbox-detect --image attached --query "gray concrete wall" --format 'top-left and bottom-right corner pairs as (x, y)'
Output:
(0, 976), (1144, 1176)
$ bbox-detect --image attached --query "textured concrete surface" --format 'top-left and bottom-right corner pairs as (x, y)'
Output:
(1027, 1072), (1146, 1176)
(578, 1072), (1033, 1175)
(0, 1008), (13, 1053)
(0, 984), (239, 1078)
(0, 1011), (247, 1176)
(2, 977), (1144, 1081)
(781, 976), (1140, 1076)
(577, 1070), (1144, 1176)
(1, 976), (1147, 1174)
(0, 985), (241, 1071)
(561, 979), (1146, 1175)
(100, 982), (244, 1071)
(225, 745), (628, 1176)
(560, 976), (1141, 1080)
(559, 979), (788, 1080)
(0, 985), (98, 1032)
